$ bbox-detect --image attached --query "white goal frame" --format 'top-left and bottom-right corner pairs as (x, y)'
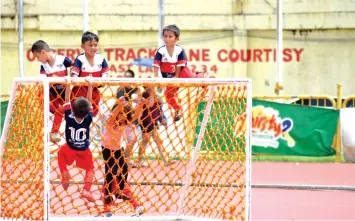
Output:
(0, 77), (252, 221)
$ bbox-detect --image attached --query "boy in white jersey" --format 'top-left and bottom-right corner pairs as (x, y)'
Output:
(31, 40), (73, 143)
(71, 31), (110, 117)
(153, 25), (193, 121)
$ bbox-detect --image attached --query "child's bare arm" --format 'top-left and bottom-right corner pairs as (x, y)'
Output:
(175, 66), (182, 78)
(65, 77), (71, 103)
(131, 106), (142, 123)
(156, 95), (167, 126)
(107, 97), (125, 125)
(85, 76), (93, 102)
(154, 66), (159, 78)
(131, 95), (146, 122)
(106, 113), (116, 126)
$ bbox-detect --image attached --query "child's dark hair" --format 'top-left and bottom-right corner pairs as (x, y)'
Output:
(116, 87), (138, 101)
(31, 40), (50, 53)
(111, 103), (133, 123)
(142, 91), (150, 100)
(124, 70), (135, 78)
(162, 24), (180, 38)
(81, 31), (99, 44)
(72, 97), (91, 118)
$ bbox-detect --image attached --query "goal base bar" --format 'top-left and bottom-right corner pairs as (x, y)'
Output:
(253, 184), (355, 191)
(49, 215), (221, 221)
(0, 215), (224, 221)
(3, 179), (354, 191)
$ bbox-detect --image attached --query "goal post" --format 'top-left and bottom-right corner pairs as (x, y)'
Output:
(1, 78), (47, 220)
(0, 77), (252, 221)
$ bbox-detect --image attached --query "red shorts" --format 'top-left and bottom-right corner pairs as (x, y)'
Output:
(58, 143), (94, 171)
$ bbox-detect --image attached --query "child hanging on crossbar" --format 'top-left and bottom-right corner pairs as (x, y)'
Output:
(57, 77), (95, 202)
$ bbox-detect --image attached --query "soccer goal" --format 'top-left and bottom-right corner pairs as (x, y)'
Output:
(0, 77), (252, 221)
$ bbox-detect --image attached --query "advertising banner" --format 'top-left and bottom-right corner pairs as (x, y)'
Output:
(196, 99), (338, 156)
(251, 100), (338, 156)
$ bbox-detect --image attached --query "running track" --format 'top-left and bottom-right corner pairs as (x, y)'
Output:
(1, 161), (355, 220)
(252, 162), (355, 220)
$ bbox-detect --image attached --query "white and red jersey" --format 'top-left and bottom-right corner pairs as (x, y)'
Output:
(40, 55), (72, 77)
(153, 45), (187, 75)
(72, 53), (110, 77)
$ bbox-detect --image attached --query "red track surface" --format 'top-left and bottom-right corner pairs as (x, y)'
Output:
(2, 161), (355, 220)
(252, 162), (355, 186)
(252, 162), (355, 220)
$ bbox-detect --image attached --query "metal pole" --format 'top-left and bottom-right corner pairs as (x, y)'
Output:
(177, 86), (216, 216)
(43, 78), (50, 220)
(276, 0), (283, 95)
(245, 81), (252, 221)
(158, 0), (164, 47)
(83, 0), (89, 33)
(18, 0), (24, 77)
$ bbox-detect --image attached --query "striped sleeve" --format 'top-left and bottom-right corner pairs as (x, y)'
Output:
(153, 50), (162, 67)
(63, 57), (73, 68)
(101, 58), (110, 77)
(40, 65), (46, 75)
(177, 49), (187, 67)
(71, 58), (82, 76)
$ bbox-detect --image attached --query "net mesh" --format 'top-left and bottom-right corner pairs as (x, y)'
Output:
(1, 79), (250, 221)
(1, 83), (45, 220)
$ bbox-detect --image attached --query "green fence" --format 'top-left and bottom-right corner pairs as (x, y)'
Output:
(1, 100), (9, 136)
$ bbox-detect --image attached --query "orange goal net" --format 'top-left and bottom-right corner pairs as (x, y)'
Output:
(0, 77), (252, 221)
